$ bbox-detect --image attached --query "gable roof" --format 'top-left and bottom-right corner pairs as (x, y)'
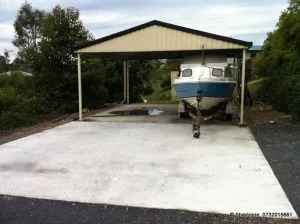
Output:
(74, 20), (252, 52)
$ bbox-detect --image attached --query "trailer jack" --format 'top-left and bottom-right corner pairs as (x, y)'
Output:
(192, 90), (203, 138)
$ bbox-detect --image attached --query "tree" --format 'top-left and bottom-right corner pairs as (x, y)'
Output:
(254, 0), (300, 119)
(11, 3), (157, 114)
(38, 6), (92, 74)
(33, 5), (92, 112)
(13, 2), (45, 64)
(128, 60), (157, 102)
(102, 59), (157, 103)
(0, 49), (12, 72)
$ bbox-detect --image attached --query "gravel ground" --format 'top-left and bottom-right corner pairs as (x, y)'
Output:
(250, 121), (300, 219)
(0, 195), (298, 224)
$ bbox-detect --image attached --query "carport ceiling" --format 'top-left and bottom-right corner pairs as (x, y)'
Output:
(74, 20), (252, 59)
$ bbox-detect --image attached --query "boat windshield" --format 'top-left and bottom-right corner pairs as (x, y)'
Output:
(181, 69), (192, 77)
(212, 68), (223, 77)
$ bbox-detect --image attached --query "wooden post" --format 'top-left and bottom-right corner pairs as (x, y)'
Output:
(77, 53), (82, 121)
(240, 49), (247, 125)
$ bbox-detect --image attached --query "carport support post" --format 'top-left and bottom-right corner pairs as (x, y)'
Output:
(77, 53), (82, 121)
(240, 49), (246, 125)
(126, 60), (130, 104)
(123, 60), (127, 102)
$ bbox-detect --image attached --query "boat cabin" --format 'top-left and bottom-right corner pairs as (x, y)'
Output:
(179, 65), (237, 81)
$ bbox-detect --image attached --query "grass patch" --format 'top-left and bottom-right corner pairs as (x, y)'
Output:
(145, 87), (177, 104)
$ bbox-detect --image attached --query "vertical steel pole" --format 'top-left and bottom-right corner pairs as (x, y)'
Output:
(77, 53), (82, 121)
(123, 60), (127, 102)
(240, 49), (246, 125)
(126, 60), (130, 104)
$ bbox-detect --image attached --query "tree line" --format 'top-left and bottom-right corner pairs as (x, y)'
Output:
(4, 0), (299, 130)
(0, 3), (167, 129)
(254, 0), (300, 119)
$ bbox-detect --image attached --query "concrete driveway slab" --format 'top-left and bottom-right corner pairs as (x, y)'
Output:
(0, 121), (297, 219)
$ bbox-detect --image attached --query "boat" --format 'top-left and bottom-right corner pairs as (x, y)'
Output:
(172, 63), (237, 112)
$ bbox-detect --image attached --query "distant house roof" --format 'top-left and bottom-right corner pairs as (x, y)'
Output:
(0, 71), (33, 76)
(249, 45), (262, 52)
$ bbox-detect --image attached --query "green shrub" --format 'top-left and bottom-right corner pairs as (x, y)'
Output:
(82, 71), (109, 108)
(253, 0), (300, 120)
(0, 111), (37, 130)
(259, 74), (300, 119)
(158, 91), (171, 101)
(0, 74), (45, 130)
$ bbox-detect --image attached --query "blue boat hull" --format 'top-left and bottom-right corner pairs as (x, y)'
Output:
(173, 81), (236, 109)
(173, 81), (236, 99)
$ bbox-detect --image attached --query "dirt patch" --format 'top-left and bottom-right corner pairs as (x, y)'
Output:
(35, 167), (69, 174)
(245, 105), (293, 125)
(0, 162), (69, 174)
(0, 162), (37, 172)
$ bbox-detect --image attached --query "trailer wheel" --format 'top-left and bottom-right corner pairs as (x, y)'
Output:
(179, 112), (185, 118)
(193, 132), (200, 138)
(179, 112), (189, 118)
(226, 114), (233, 121)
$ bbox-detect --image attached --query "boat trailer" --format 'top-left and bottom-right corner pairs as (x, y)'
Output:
(191, 90), (202, 138)
(188, 90), (203, 139)
(178, 90), (238, 139)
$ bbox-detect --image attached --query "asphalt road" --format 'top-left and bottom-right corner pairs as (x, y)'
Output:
(0, 195), (299, 224)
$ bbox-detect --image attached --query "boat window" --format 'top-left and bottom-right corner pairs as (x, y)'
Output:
(182, 69), (192, 77)
(212, 68), (223, 77)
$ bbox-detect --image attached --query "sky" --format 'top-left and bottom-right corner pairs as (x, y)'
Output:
(0, 0), (288, 59)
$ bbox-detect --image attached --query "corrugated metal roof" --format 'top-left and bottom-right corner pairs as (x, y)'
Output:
(74, 20), (252, 55)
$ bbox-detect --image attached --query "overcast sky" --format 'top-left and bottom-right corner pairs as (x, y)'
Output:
(0, 0), (288, 58)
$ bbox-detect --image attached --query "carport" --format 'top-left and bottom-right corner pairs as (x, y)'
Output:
(74, 20), (252, 124)
(0, 20), (298, 219)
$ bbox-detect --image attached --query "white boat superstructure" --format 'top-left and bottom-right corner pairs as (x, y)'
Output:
(172, 62), (237, 110)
